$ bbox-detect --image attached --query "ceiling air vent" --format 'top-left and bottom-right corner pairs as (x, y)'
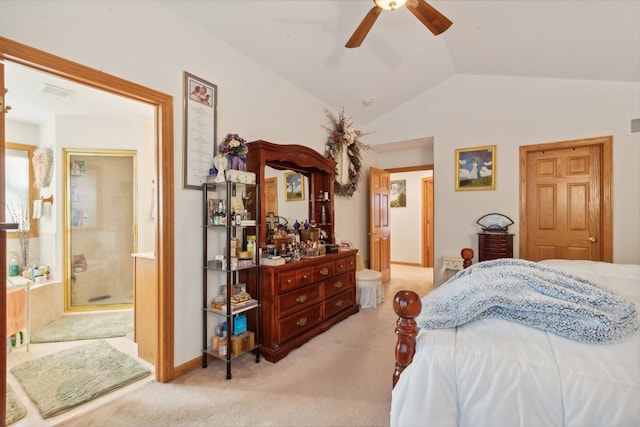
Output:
(631, 118), (640, 134)
(39, 83), (77, 98)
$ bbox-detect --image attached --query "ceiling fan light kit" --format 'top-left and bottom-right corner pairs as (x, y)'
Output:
(346, 0), (452, 48)
(375, 0), (407, 10)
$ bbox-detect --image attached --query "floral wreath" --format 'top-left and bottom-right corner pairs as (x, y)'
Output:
(219, 133), (248, 157)
(323, 108), (370, 197)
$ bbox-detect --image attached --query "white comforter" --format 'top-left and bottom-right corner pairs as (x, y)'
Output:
(390, 260), (640, 427)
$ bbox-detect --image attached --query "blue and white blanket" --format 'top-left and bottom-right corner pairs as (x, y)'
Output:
(418, 258), (639, 343)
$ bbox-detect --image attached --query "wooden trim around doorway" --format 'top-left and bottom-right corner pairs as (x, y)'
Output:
(519, 135), (612, 262)
(0, 36), (175, 382)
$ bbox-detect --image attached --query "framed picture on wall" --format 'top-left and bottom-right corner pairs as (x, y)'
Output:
(183, 71), (218, 189)
(390, 179), (407, 207)
(455, 145), (496, 191)
(284, 172), (304, 201)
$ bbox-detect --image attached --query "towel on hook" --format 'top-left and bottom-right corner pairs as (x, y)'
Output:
(7, 287), (27, 337)
(33, 199), (42, 219)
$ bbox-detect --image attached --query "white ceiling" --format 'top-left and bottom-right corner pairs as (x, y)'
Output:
(4, 1), (639, 130)
(158, 0), (640, 124)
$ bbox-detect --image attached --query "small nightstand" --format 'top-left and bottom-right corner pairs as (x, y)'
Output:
(441, 256), (464, 282)
(478, 232), (514, 262)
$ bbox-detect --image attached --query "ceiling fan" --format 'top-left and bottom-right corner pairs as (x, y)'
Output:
(345, 0), (453, 48)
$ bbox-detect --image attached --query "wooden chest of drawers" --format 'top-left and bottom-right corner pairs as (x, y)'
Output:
(257, 249), (358, 362)
(478, 232), (514, 262)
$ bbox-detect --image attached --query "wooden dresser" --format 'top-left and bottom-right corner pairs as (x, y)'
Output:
(478, 232), (514, 262)
(256, 249), (359, 362)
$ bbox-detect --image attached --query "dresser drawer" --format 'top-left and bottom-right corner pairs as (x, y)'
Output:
(279, 303), (322, 343)
(278, 267), (312, 293)
(311, 261), (334, 282)
(478, 233), (514, 262)
(334, 255), (355, 275)
(324, 289), (355, 318)
(278, 283), (321, 318)
(323, 272), (354, 299)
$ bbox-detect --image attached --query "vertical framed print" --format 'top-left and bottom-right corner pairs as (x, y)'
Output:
(284, 172), (304, 201)
(183, 72), (217, 189)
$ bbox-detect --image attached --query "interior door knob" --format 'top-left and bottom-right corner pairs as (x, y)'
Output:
(586, 236), (597, 243)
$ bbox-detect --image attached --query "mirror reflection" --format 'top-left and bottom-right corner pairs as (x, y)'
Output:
(265, 165), (310, 227)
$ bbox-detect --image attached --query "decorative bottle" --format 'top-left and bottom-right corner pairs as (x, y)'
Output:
(9, 255), (19, 277)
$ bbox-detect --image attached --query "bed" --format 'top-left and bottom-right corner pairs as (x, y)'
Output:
(391, 252), (640, 426)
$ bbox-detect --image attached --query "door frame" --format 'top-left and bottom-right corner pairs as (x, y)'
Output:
(422, 176), (434, 267)
(385, 165), (434, 267)
(0, 36), (175, 382)
(519, 135), (613, 262)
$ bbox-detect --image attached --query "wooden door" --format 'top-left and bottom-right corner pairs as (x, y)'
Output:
(0, 60), (8, 424)
(264, 177), (278, 216)
(369, 167), (391, 282)
(422, 177), (434, 267)
(520, 136), (612, 261)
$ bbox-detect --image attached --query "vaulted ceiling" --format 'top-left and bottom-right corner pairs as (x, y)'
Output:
(5, 1), (639, 129)
(158, 0), (640, 125)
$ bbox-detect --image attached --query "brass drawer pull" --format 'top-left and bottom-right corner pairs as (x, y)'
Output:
(286, 278), (292, 284)
(338, 263), (344, 269)
(296, 294), (307, 304)
(319, 268), (329, 276)
(335, 300), (343, 308)
(334, 281), (343, 289)
(296, 317), (307, 327)
(302, 274), (308, 280)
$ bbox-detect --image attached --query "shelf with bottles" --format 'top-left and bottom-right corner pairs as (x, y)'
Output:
(201, 180), (261, 379)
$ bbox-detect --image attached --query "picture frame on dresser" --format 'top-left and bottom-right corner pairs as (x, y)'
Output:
(455, 145), (496, 191)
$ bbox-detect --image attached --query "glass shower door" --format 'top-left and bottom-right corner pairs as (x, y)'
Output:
(64, 149), (137, 311)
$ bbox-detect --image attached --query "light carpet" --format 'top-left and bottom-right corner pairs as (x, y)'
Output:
(58, 265), (434, 427)
(30, 311), (133, 343)
(5, 383), (27, 426)
(10, 340), (151, 418)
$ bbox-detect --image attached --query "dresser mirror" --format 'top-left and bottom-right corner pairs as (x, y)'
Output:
(246, 140), (336, 248)
(264, 165), (309, 228)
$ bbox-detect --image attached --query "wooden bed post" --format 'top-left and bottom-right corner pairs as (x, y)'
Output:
(392, 248), (474, 388)
(393, 290), (422, 387)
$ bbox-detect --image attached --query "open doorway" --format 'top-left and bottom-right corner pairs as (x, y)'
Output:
(387, 166), (434, 267)
(1, 37), (175, 383)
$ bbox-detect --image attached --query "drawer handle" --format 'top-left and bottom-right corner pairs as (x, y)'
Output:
(296, 294), (307, 304)
(286, 278), (292, 284)
(338, 263), (344, 269)
(335, 300), (343, 308)
(319, 268), (329, 276)
(302, 274), (308, 280)
(296, 317), (307, 327)
(334, 281), (343, 289)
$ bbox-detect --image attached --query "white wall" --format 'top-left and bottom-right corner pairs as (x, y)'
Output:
(3, 3), (638, 368)
(389, 170), (433, 264)
(369, 74), (640, 284)
(6, 116), (154, 281)
(0, 0), (350, 367)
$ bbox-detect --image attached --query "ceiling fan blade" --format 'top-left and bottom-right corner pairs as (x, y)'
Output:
(406, 0), (453, 36)
(345, 5), (383, 48)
